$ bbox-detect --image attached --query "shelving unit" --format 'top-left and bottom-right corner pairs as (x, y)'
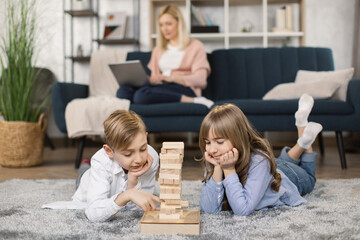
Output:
(149, 0), (305, 50)
(93, 0), (140, 48)
(63, 0), (99, 83)
(63, 0), (140, 83)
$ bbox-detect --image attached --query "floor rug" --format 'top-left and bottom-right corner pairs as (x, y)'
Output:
(0, 178), (359, 239)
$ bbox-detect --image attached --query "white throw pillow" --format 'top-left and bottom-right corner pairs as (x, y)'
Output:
(262, 80), (341, 100)
(294, 68), (354, 101)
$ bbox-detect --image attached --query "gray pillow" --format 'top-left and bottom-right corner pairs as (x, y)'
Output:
(295, 68), (354, 101)
(263, 80), (341, 100)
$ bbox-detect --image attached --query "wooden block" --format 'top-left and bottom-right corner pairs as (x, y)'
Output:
(161, 163), (182, 170)
(165, 149), (184, 154)
(181, 201), (189, 208)
(160, 186), (181, 194)
(160, 169), (181, 175)
(165, 199), (181, 205)
(159, 212), (181, 220)
(141, 209), (200, 235)
(158, 177), (181, 185)
(159, 193), (181, 200)
(162, 142), (184, 149)
(160, 203), (181, 209)
(160, 158), (183, 165)
(160, 207), (176, 215)
(158, 173), (181, 180)
(160, 153), (182, 161)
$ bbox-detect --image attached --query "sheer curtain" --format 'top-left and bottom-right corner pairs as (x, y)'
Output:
(353, 0), (360, 78)
(346, 0), (360, 151)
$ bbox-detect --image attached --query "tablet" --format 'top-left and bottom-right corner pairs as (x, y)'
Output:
(109, 60), (148, 87)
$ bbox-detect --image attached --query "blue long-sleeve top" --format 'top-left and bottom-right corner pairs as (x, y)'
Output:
(199, 153), (306, 216)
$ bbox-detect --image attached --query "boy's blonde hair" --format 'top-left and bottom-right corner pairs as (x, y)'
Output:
(199, 104), (281, 192)
(156, 4), (190, 51)
(103, 110), (146, 151)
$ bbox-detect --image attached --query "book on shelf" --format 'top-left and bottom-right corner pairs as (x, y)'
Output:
(190, 3), (219, 33)
(103, 11), (127, 39)
(272, 5), (294, 32)
(190, 4), (207, 26)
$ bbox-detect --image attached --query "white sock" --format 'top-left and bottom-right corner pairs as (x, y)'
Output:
(194, 97), (214, 108)
(297, 122), (323, 150)
(295, 93), (314, 127)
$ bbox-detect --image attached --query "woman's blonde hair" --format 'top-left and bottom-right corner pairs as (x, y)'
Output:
(156, 4), (190, 51)
(198, 104), (281, 192)
(103, 110), (146, 151)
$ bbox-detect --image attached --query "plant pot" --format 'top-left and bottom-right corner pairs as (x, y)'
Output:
(0, 113), (47, 167)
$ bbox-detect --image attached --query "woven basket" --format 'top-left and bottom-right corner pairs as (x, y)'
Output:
(0, 114), (47, 167)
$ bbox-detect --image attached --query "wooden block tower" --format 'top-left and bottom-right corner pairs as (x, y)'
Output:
(140, 142), (200, 235)
(158, 142), (188, 219)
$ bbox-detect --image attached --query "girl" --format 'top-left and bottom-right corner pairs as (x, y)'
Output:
(198, 94), (322, 215)
(116, 4), (213, 108)
(43, 110), (163, 222)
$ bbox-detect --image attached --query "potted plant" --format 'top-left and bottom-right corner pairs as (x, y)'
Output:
(0, 0), (47, 167)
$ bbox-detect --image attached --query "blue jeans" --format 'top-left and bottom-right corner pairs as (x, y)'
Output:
(116, 83), (196, 104)
(276, 147), (316, 196)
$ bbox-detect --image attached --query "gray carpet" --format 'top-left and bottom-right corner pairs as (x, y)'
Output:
(0, 178), (360, 240)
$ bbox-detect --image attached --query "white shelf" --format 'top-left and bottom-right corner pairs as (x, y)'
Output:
(268, 31), (304, 37)
(229, 32), (264, 38)
(149, 0), (305, 49)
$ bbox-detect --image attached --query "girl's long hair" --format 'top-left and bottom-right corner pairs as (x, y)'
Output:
(198, 104), (281, 192)
(156, 4), (190, 51)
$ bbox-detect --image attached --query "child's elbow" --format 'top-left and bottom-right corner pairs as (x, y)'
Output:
(85, 209), (110, 223)
(200, 202), (221, 214)
(232, 207), (253, 216)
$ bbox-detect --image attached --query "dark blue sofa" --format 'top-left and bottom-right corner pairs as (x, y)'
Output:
(53, 47), (360, 169)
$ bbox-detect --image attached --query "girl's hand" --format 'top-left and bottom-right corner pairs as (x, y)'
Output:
(204, 151), (220, 166)
(218, 148), (239, 171)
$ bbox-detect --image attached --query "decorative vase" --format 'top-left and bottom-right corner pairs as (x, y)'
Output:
(72, 0), (91, 10)
(0, 114), (47, 167)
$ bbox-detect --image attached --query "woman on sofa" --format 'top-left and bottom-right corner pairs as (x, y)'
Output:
(116, 4), (214, 108)
(198, 94), (323, 215)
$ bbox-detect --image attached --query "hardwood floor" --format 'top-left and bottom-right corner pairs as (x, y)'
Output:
(0, 136), (359, 182)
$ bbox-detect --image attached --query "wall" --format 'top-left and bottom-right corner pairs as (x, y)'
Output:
(0, 0), (356, 137)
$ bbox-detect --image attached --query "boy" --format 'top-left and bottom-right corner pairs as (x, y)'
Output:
(43, 110), (162, 222)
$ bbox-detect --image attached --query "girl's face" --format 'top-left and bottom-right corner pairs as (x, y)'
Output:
(104, 131), (148, 172)
(204, 127), (234, 161)
(159, 13), (178, 42)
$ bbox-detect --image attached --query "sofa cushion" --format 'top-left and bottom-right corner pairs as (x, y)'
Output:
(295, 68), (354, 101)
(130, 103), (209, 117)
(215, 99), (354, 115)
(262, 80), (341, 100)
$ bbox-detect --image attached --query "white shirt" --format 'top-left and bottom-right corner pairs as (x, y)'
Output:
(158, 44), (185, 76)
(42, 145), (159, 223)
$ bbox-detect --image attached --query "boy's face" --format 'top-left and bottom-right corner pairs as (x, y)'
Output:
(104, 131), (148, 172)
(204, 127), (234, 161)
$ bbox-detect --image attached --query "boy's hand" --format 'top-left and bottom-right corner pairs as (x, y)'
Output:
(117, 189), (163, 211)
(127, 154), (153, 189)
(129, 154), (153, 177)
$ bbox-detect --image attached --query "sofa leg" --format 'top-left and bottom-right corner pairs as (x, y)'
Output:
(335, 131), (347, 169)
(75, 136), (86, 169)
(317, 131), (324, 156)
